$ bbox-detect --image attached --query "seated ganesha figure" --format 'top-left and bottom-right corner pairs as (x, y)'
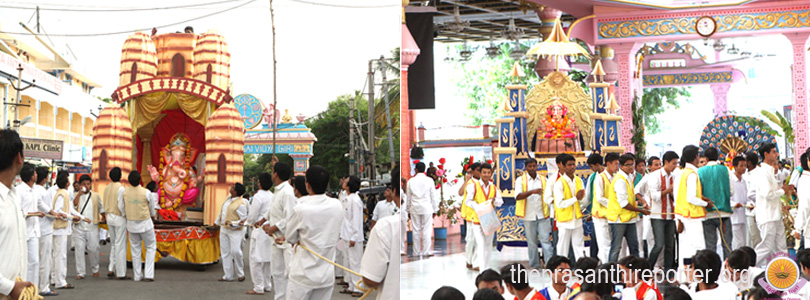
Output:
(147, 133), (203, 210)
(541, 100), (577, 139)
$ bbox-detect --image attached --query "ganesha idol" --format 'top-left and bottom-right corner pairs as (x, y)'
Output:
(147, 133), (204, 211)
(536, 100), (580, 153)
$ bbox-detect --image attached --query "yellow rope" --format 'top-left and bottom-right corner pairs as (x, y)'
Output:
(1, 277), (42, 300)
(294, 243), (375, 300)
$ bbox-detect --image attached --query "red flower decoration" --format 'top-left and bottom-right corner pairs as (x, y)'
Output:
(438, 165), (444, 170)
(443, 178), (448, 183)
(414, 160), (421, 164)
(487, 159), (493, 164)
(439, 158), (446, 164)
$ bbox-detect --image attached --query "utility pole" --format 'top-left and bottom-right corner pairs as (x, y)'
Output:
(6, 64), (35, 131)
(269, 0), (277, 160)
(349, 97), (356, 176)
(367, 60), (376, 183)
(380, 56), (396, 167)
(36, 6), (40, 33)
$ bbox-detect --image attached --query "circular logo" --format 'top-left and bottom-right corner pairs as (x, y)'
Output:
(765, 257), (800, 291)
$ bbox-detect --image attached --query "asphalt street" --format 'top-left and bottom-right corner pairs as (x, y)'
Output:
(52, 237), (376, 300)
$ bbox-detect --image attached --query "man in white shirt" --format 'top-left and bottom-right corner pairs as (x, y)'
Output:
(642, 151), (679, 272)
(729, 157), (749, 251)
(71, 175), (103, 279)
(743, 153), (760, 248)
(794, 152), (810, 248)
(674, 145), (713, 270)
(465, 163), (504, 271)
(34, 166), (57, 296)
(608, 153), (650, 262)
(119, 171), (157, 282)
(283, 165), (344, 300)
(0, 129), (34, 300)
(360, 166), (400, 300)
(588, 153), (617, 264)
(261, 162), (297, 299)
(515, 158), (552, 269)
(458, 162), (480, 269)
(407, 162), (438, 258)
(103, 167), (128, 280)
(52, 174), (83, 289)
(553, 154), (588, 260)
(18, 165), (50, 290)
(215, 183), (249, 282)
(246, 173), (274, 295)
(752, 143), (794, 267)
(371, 185), (397, 230)
(338, 176), (365, 297)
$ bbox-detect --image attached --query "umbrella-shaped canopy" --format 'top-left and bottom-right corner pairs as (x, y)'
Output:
(527, 17), (591, 71)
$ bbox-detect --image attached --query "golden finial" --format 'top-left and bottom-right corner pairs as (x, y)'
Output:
(508, 61), (525, 78)
(402, 0), (408, 24)
(591, 59), (606, 82)
(607, 93), (620, 113)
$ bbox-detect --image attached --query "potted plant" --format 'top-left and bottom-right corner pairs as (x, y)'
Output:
(433, 158), (459, 240)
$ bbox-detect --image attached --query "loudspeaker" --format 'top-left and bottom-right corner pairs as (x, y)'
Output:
(405, 12), (435, 110)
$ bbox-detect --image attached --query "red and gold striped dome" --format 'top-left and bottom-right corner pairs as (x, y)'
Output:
(91, 105), (134, 191)
(193, 31), (230, 92)
(119, 32), (157, 87)
(202, 102), (243, 225)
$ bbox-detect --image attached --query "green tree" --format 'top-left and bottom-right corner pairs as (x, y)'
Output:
(306, 94), (368, 189)
(639, 87), (691, 135)
(242, 153), (292, 195)
(452, 43), (538, 126)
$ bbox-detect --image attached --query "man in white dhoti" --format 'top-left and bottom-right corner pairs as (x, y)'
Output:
(0, 129), (34, 300)
(34, 166), (57, 296)
(246, 173), (274, 295)
(407, 162), (438, 258)
(52, 174), (83, 289)
(72, 175), (103, 279)
(119, 171), (157, 282)
(753, 143), (794, 266)
(261, 162), (297, 300)
(339, 176), (365, 297)
(103, 167), (128, 280)
(283, 165), (344, 300)
(216, 183), (249, 282)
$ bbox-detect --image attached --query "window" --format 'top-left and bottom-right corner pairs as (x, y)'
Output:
(217, 154), (226, 183)
(171, 53), (185, 77)
(99, 150), (108, 180)
(130, 63), (138, 83)
(206, 64), (213, 83)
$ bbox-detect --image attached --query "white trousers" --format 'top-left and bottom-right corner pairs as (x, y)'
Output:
(38, 233), (52, 293)
(732, 223), (746, 251)
(249, 258), (272, 294)
(472, 224), (493, 270)
(411, 213), (434, 256)
(73, 227), (100, 277)
(342, 240), (364, 293)
(678, 218), (705, 267)
(129, 230), (157, 281)
(220, 231), (245, 281)
(107, 224), (127, 277)
(269, 246), (292, 300)
(26, 237), (39, 287)
(401, 218), (407, 255)
(755, 221), (787, 267)
(557, 226), (586, 260)
(52, 234), (69, 287)
(335, 247), (343, 278)
(747, 216), (761, 248)
(99, 228), (107, 241)
(465, 221), (477, 265)
(286, 280), (333, 300)
(637, 219), (645, 256)
(593, 218), (611, 264)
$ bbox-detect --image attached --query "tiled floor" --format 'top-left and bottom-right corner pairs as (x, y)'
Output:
(401, 233), (552, 299)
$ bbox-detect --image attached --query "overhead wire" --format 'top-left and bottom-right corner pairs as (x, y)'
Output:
(0, 0), (245, 12)
(287, 0), (397, 8)
(0, 0), (259, 37)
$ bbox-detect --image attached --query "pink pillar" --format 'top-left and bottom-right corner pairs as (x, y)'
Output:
(608, 42), (640, 153)
(402, 22), (420, 181)
(786, 32), (810, 163)
(710, 83), (730, 117)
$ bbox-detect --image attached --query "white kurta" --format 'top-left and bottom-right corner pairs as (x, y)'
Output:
(341, 192), (364, 293)
(73, 191), (102, 277)
(553, 174), (587, 260)
(216, 196), (248, 281)
(360, 214), (400, 300)
(248, 189), (273, 294)
(285, 194), (343, 290)
(118, 187), (157, 281)
(795, 173), (810, 246)
(752, 163), (787, 266)
(0, 181), (26, 297)
(371, 200), (397, 221)
(268, 181), (296, 300)
(465, 180), (503, 270)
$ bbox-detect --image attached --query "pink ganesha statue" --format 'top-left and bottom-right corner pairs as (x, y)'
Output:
(541, 100), (577, 139)
(147, 133), (203, 210)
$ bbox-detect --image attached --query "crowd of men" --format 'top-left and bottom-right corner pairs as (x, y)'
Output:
(0, 128), (400, 300)
(408, 142), (810, 300)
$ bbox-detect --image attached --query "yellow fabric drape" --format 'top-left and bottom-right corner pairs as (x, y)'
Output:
(131, 92), (211, 132)
(126, 235), (220, 264)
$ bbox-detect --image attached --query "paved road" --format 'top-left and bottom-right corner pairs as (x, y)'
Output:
(54, 238), (375, 300)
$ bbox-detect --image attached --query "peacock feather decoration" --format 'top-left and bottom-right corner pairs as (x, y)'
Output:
(699, 115), (777, 162)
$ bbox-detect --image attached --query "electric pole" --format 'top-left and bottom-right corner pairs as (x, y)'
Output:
(367, 60), (376, 183)
(349, 97), (356, 176)
(380, 56), (396, 167)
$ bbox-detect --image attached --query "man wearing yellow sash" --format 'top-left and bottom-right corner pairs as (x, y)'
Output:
(52, 174), (83, 289)
(458, 162), (481, 270)
(587, 153), (617, 264)
(607, 153), (651, 263)
(673, 145), (714, 269)
(515, 158), (552, 269)
(552, 154), (588, 260)
(464, 163), (503, 271)
(216, 183), (249, 282)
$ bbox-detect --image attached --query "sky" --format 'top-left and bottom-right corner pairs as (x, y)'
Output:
(0, 0), (400, 119)
(415, 34), (797, 159)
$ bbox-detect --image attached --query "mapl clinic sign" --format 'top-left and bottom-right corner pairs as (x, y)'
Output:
(22, 138), (63, 160)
